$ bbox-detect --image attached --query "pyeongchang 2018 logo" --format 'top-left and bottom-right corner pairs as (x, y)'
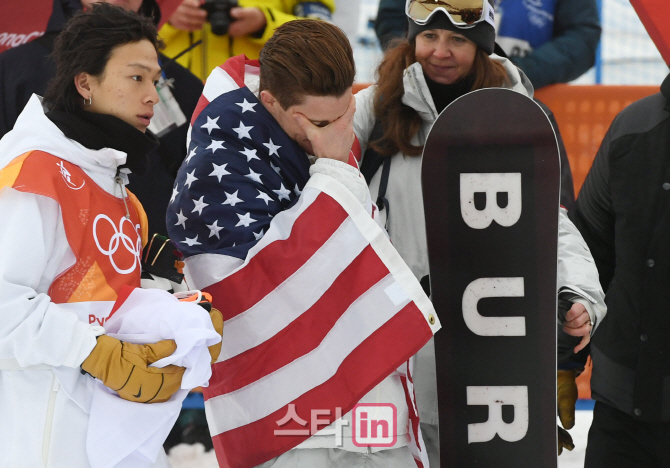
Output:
(58, 161), (85, 190)
(352, 403), (397, 447)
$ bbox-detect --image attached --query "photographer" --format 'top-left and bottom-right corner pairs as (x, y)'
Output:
(160, 0), (335, 80)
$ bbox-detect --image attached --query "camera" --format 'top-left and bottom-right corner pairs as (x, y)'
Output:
(201, 0), (238, 36)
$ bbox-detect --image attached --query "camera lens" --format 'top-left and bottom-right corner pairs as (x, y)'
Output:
(209, 11), (231, 36)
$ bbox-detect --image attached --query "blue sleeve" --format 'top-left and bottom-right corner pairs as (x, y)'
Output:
(511, 0), (601, 89)
(375, 0), (407, 50)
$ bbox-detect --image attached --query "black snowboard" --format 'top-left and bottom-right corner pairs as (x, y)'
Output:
(421, 88), (560, 467)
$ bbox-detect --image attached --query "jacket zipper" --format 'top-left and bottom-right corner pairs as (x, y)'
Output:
(114, 170), (131, 219)
(42, 373), (59, 465)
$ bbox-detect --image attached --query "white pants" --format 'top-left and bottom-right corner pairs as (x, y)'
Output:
(257, 446), (416, 468)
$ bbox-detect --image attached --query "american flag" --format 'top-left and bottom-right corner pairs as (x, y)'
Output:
(167, 55), (440, 468)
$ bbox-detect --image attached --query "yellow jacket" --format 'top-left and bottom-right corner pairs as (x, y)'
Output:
(159, 0), (335, 80)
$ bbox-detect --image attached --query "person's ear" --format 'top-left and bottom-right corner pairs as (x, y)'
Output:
(260, 89), (278, 108)
(74, 72), (94, 100)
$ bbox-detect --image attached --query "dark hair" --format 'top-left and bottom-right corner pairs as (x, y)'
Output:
(371, 38), (509, 157)
(259, 20), (355, 109)
(44, 3), (163, 112)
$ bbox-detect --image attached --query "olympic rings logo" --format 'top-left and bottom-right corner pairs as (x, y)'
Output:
(93, 214), (142, 275)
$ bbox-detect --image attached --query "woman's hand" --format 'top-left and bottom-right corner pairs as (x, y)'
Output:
(563, 302), (592, 353)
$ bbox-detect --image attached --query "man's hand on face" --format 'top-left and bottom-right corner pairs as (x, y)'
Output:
(292, 94), (356, 163)
(228, 7), (267, 38)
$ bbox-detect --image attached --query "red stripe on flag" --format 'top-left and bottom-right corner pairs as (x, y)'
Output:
(191, 95), (211, 126)
(209, 303), (433, 468)
(399, 373), (425, 468)
(351, 136), (362, 163)
(204, 193), (349, 316)
(204, 245), (390, 397)
(221, 55), (258, 88)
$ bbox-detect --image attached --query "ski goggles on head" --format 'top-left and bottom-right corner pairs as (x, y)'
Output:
(406, 0), (495, 28)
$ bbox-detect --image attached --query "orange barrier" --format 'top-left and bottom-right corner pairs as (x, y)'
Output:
(352, 82), (372, 95)
(535, 84), (658, 194)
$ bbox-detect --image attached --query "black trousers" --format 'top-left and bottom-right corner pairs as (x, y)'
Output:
(585, 401), (670, 468)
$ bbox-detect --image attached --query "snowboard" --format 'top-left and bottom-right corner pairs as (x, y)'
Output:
(421, 88), (560, 467)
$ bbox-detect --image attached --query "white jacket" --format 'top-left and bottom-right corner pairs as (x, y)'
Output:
(353, 58), (607, 425)
(0, 95), (168, 468)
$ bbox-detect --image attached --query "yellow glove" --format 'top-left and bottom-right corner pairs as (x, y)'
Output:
(557, 369), (578, 455)
(208, 307), (224, 364)
(81, 335), (185, 403)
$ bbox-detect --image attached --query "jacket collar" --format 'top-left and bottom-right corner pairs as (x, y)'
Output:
(661, 73), (670, 112)
(0, 94), (128, 176)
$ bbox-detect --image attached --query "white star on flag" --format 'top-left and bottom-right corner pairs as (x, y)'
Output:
(240, 147), (260, 162)
(181, 235), (202, 246)
(256, 190), (273, 205)
(206, 219), (224, 239)
(270, 162), (281, 174)
(175, 209), (187, 228)
(263, 138), (281, 157)
(170, 184), (179, 203)
(253, 229), (264, 240)
(245, 168), (263, 184)
(184, 146), (198, 164)
(273, 183), (291, 202)
(207, 140), (226, 153)
(201, 116), (220, 135)
(223, 190), (243, 206)
(209, 162), (231, 182)
(184, 169), (198, 189)
(192, 195), (209, 215)
(294, 184), (302, 197)
(235, 212), (256, 227)
(235, 98), (257, 113)
(233, 121), (253, 140)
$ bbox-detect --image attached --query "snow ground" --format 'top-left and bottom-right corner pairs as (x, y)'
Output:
(167, 409), (594, 467)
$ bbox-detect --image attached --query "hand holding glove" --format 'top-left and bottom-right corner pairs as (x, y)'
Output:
(81, 335), (185, 403)
(557, 369), (578, 455)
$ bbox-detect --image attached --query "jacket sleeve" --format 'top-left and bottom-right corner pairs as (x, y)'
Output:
(353, 85), (378, 156)
(556, 207), (607, 331)
(375, 0), (407, 50)
(239, 0), (336, 47)
(511, 0), (601, 89)
(0, 188), (102, 368)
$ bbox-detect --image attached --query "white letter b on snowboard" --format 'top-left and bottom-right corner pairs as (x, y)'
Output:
(460, 173), (522, 229)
